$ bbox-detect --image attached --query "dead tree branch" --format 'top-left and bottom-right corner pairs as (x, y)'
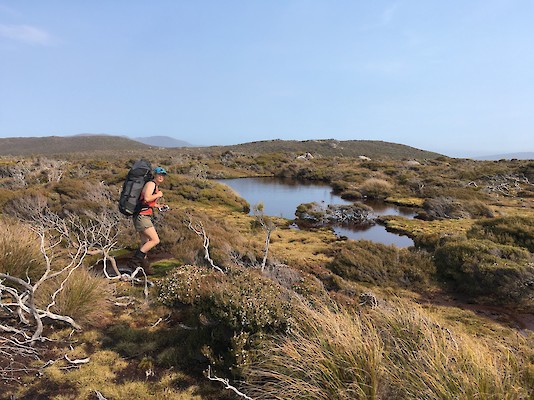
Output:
(253, 203), (276, 271)
(206, 365), (254, 400)
(187, 218), (225, 273)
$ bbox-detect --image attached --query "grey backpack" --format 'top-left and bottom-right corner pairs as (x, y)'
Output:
(118, 159), (153, 216)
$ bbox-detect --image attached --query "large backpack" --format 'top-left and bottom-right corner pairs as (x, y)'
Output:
(118, 159), (153, 216)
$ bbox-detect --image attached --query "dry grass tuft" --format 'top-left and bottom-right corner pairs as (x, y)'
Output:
(243, 301), (532, 399)
(0, 217), (46, 280)
(358, 178), (393, 199)
(36, 267), (113, 327)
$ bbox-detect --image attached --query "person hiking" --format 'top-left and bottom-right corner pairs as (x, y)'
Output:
(128, 166), (168, 274)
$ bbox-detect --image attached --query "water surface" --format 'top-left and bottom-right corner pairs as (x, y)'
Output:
(218, 177), (415, 247)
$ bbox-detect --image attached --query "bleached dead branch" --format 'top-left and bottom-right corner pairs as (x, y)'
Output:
(64, 355), (90, 365)
(0, 200), (121, 380)
(206, 365), (254, 400)
(253, 203), (276, 271)
(187, 218), (225, 273)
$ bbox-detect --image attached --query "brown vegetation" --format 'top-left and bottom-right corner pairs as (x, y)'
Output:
(1, 144), (533, 399)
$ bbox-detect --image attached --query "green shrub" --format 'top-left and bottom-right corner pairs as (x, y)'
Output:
(340, 190), (362, 200)
(167, 176), (249, 212)
(325, 240), (435, 288)
(421, 197), (493, 220)
(468, 216), (534, 252)
(156, 265), (294, 375)
(157, 266), (293, 333)
(434, 238), (534, 303)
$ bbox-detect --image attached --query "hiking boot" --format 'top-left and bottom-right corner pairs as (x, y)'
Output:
(126, 256), (142, 271)
(142, 257), (155, 275)
(126, 249), (146, 271)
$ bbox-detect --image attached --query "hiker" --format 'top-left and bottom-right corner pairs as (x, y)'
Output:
(128, 166), (168, 274)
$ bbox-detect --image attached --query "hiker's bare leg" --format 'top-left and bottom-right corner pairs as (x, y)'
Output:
(139, 231), (150, 248)
(139, 227), (160, 254)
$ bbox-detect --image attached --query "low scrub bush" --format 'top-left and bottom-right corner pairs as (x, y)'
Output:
(434, 238), (534, 304)
(158, 210), (252, 266)
(167, 176), (249, 212)
(0, 188), (18, 208)
(157, 266), (293, 334)
(468, 216), (534, 252)
(420, 196), (493, 220)
(157, 265), (294, 375)
(325, 240), (435, 288)
(0, 217), (46, 281)
(52, 179), (115, 215)
(295, 202), (372, 227)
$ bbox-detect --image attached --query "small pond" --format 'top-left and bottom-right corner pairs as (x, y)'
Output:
(217, 177), (416, 247)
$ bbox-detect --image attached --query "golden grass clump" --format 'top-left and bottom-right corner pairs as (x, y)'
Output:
(36, 267), (113, 327)
(0, 217), (46, 280)
(243, 301), (532, 399)
(358, 178), (393, 199)
(244, 305), (384, 400)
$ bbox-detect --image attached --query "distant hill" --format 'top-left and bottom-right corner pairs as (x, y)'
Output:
(0, 135), (149, 156)
(202, 139), (443, 160)
(0, 136), (443, 159)
(475, 152), (534, 161)
(133, 136), (192, 147)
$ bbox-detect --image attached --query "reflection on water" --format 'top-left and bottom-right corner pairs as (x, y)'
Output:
(217, 177), (415, 247)
(219, 177), (352, 219)
(333, 225), (415, 247)
(363, 199), (417, 219)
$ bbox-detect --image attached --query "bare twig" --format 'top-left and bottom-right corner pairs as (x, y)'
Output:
(206, 365), (254, 400)
(253, 203), (276, 271)
(187, 218), (225, 273)
(95, 391), (108, 400)
(64, 354), (90, 365)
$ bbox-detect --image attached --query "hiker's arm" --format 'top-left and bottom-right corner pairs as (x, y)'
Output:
(142, 182), (163, 202)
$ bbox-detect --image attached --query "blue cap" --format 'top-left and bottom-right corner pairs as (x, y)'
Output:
(154, 167), (167, 175)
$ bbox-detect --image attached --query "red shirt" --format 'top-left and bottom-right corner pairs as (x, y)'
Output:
(139, 183), (160, 215)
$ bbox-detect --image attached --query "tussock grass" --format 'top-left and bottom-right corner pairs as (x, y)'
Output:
(244, 306), (384, 400)
(358, 178), (393, 199)
(380, 303), (529, 399)
(36, 267), (113, 327)
(243, 302), (533, 399)
(0, 217), (46, 280)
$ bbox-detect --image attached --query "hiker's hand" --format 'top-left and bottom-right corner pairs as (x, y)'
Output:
(156, 191), (164, 199)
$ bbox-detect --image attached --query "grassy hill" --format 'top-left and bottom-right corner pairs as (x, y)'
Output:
(0, 135), (150, 156)
(203, 139), (443, 159)
(0, 136), (443, 159)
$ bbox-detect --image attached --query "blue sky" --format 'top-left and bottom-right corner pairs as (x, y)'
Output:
(1, 1), (533, 157)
